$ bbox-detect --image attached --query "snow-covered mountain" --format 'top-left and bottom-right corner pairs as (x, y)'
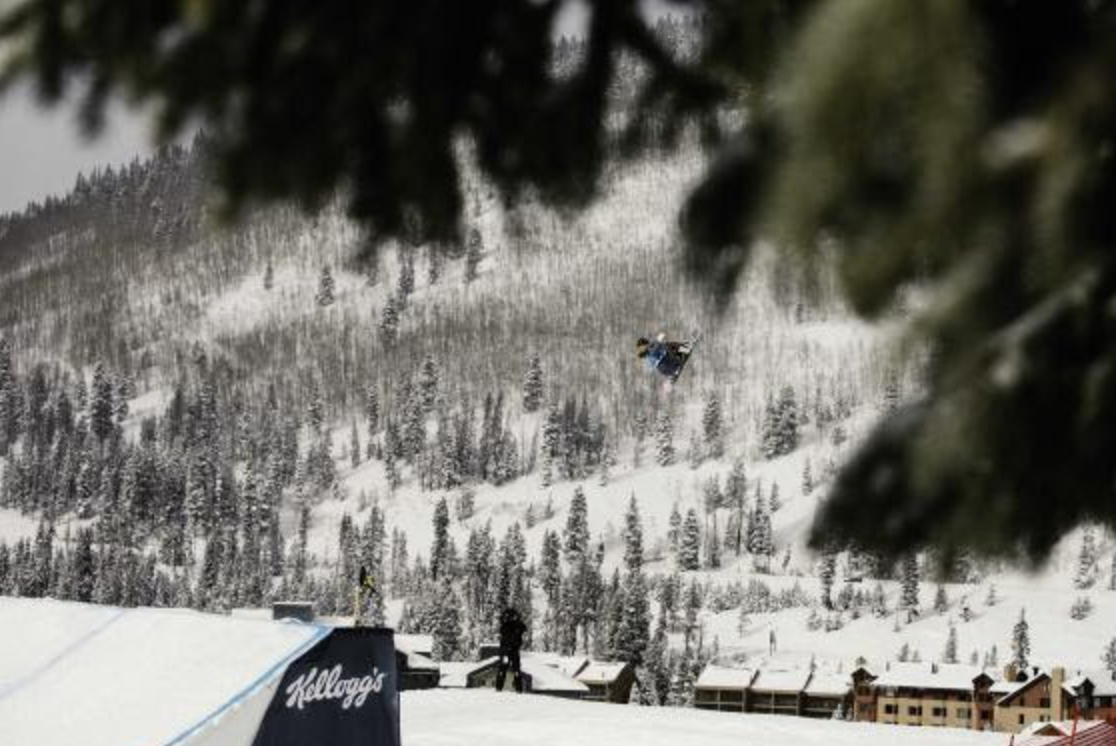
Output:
(0, 135), (1113, 688)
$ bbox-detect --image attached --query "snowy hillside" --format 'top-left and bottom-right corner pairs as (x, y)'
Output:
(0, 133), (1114, 705)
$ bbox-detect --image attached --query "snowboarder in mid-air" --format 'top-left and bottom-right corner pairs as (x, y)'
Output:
(637, 332), (698, 384)
(495, 607), (527, 693)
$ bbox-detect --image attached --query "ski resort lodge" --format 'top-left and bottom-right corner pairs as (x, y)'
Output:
(693, 660), (1116, 734)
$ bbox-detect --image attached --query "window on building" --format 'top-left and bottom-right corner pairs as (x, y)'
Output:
(957, 708), (971, 719)
(908, 706), (923, 716)
(981, 710), (991, 721)
(931, 707), (946, 717)
(1019, 715), (1026, 725)
(1039, 698), (1050, 708)
(884, 704), (898, 715)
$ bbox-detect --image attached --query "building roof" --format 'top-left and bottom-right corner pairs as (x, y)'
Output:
(576, 661), (631, 685)
(1067, 669), (1116, 697)
(529, 652), (591, 678)
(395, 633), (434, 656)
(751, 668), (812, 694)
(439, 657), (500, 688)
(996, 672), (1049, 705)
(804, 671), (852, 697)
(695, 665), (757, 690)
(520, 654), (590, 693)
(400, 650), (439, 672)
(1017, 721), (1116, 746)
(872, 663), (985, 692)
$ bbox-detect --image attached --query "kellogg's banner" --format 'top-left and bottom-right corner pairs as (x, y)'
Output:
(251, 628), (400, 746)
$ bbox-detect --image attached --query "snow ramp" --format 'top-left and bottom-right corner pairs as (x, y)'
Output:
(0, 597), (328, 746)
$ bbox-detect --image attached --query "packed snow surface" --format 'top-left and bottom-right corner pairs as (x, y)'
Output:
(0, 597), (326, 746)
(399, 689), (1003, 746)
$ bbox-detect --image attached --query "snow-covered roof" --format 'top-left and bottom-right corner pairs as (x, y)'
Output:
(395, 633), (434, 656)
(873, 663), (985, 692)
(529, 652), (590, 678)
(1067, 669), (1116, 697)
(995, 672), (1047, 704)
(805, 672), (852, 697)
(439, 657), (500, 688)
(577, 661), (630, 684)
(751, 668), (812, 694)
(1017, 721), (1116, 746)
(439, 655), (588, 693)
(521, 655), (590, 693)
(403, 650), (439, 671)
(695, 665), (757, 690)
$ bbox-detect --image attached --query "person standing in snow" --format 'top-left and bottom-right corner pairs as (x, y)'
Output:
(496, 608), (527, 693)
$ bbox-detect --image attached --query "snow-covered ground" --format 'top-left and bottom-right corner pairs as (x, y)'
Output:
(399, 689), (1002, 746)
(0, 597), (327, 746)
(0, 596), (1003, 746)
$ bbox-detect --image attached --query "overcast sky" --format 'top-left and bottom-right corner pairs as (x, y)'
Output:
(0, 86), (155, 214)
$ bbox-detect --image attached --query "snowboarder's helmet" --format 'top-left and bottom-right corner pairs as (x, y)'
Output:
(636, 337), (649, 357)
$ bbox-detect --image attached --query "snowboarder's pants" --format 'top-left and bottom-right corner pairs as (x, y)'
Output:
(496, 650), (523, 692)
(656, 348), (689, 379)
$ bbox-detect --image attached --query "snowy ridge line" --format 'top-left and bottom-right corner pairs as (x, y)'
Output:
(0, 606), (130, 702)
(155, 623), (331, 746)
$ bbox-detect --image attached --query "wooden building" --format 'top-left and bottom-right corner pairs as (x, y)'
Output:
(576, 661), (636, 703)
(871, 663), (993, 729)
(694, 666), (757, 713)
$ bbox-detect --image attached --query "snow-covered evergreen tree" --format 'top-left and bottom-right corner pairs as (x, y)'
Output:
(668, 504), (682, 558)
(616, 496), (650, 665)
(655, 410), (674, 466)
(776, 386), (799, 455)
(1103, 637), (1116, 680)
(943, 624), (959, 664)
(316, 265), (336, 307)
(464, 228), (482, 283)
(725, 460), (747, 556)
(1070, 595), (1094, 620)
(1074, 527), (1099, 589)
(522, 355), (544, 413)
(418, 356), (439, 412)
(564, 487), (590, 565)
(768, 482), (781, 514)
(900, 554), (921, 610)
(819, 546), (838, 610)
(89, 362), (115, 442)
(678, 509), (701, 571)
(934, 584), (949, 615)
(801, 460), (814, 496)
(379, 295), (400, 346)
(432, 578), (462, 661)
(349, 420), (361, 468)
(702, 392), (724, 460)
(1011, 608), (1031, 671)
(430, 497), (451, 580)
